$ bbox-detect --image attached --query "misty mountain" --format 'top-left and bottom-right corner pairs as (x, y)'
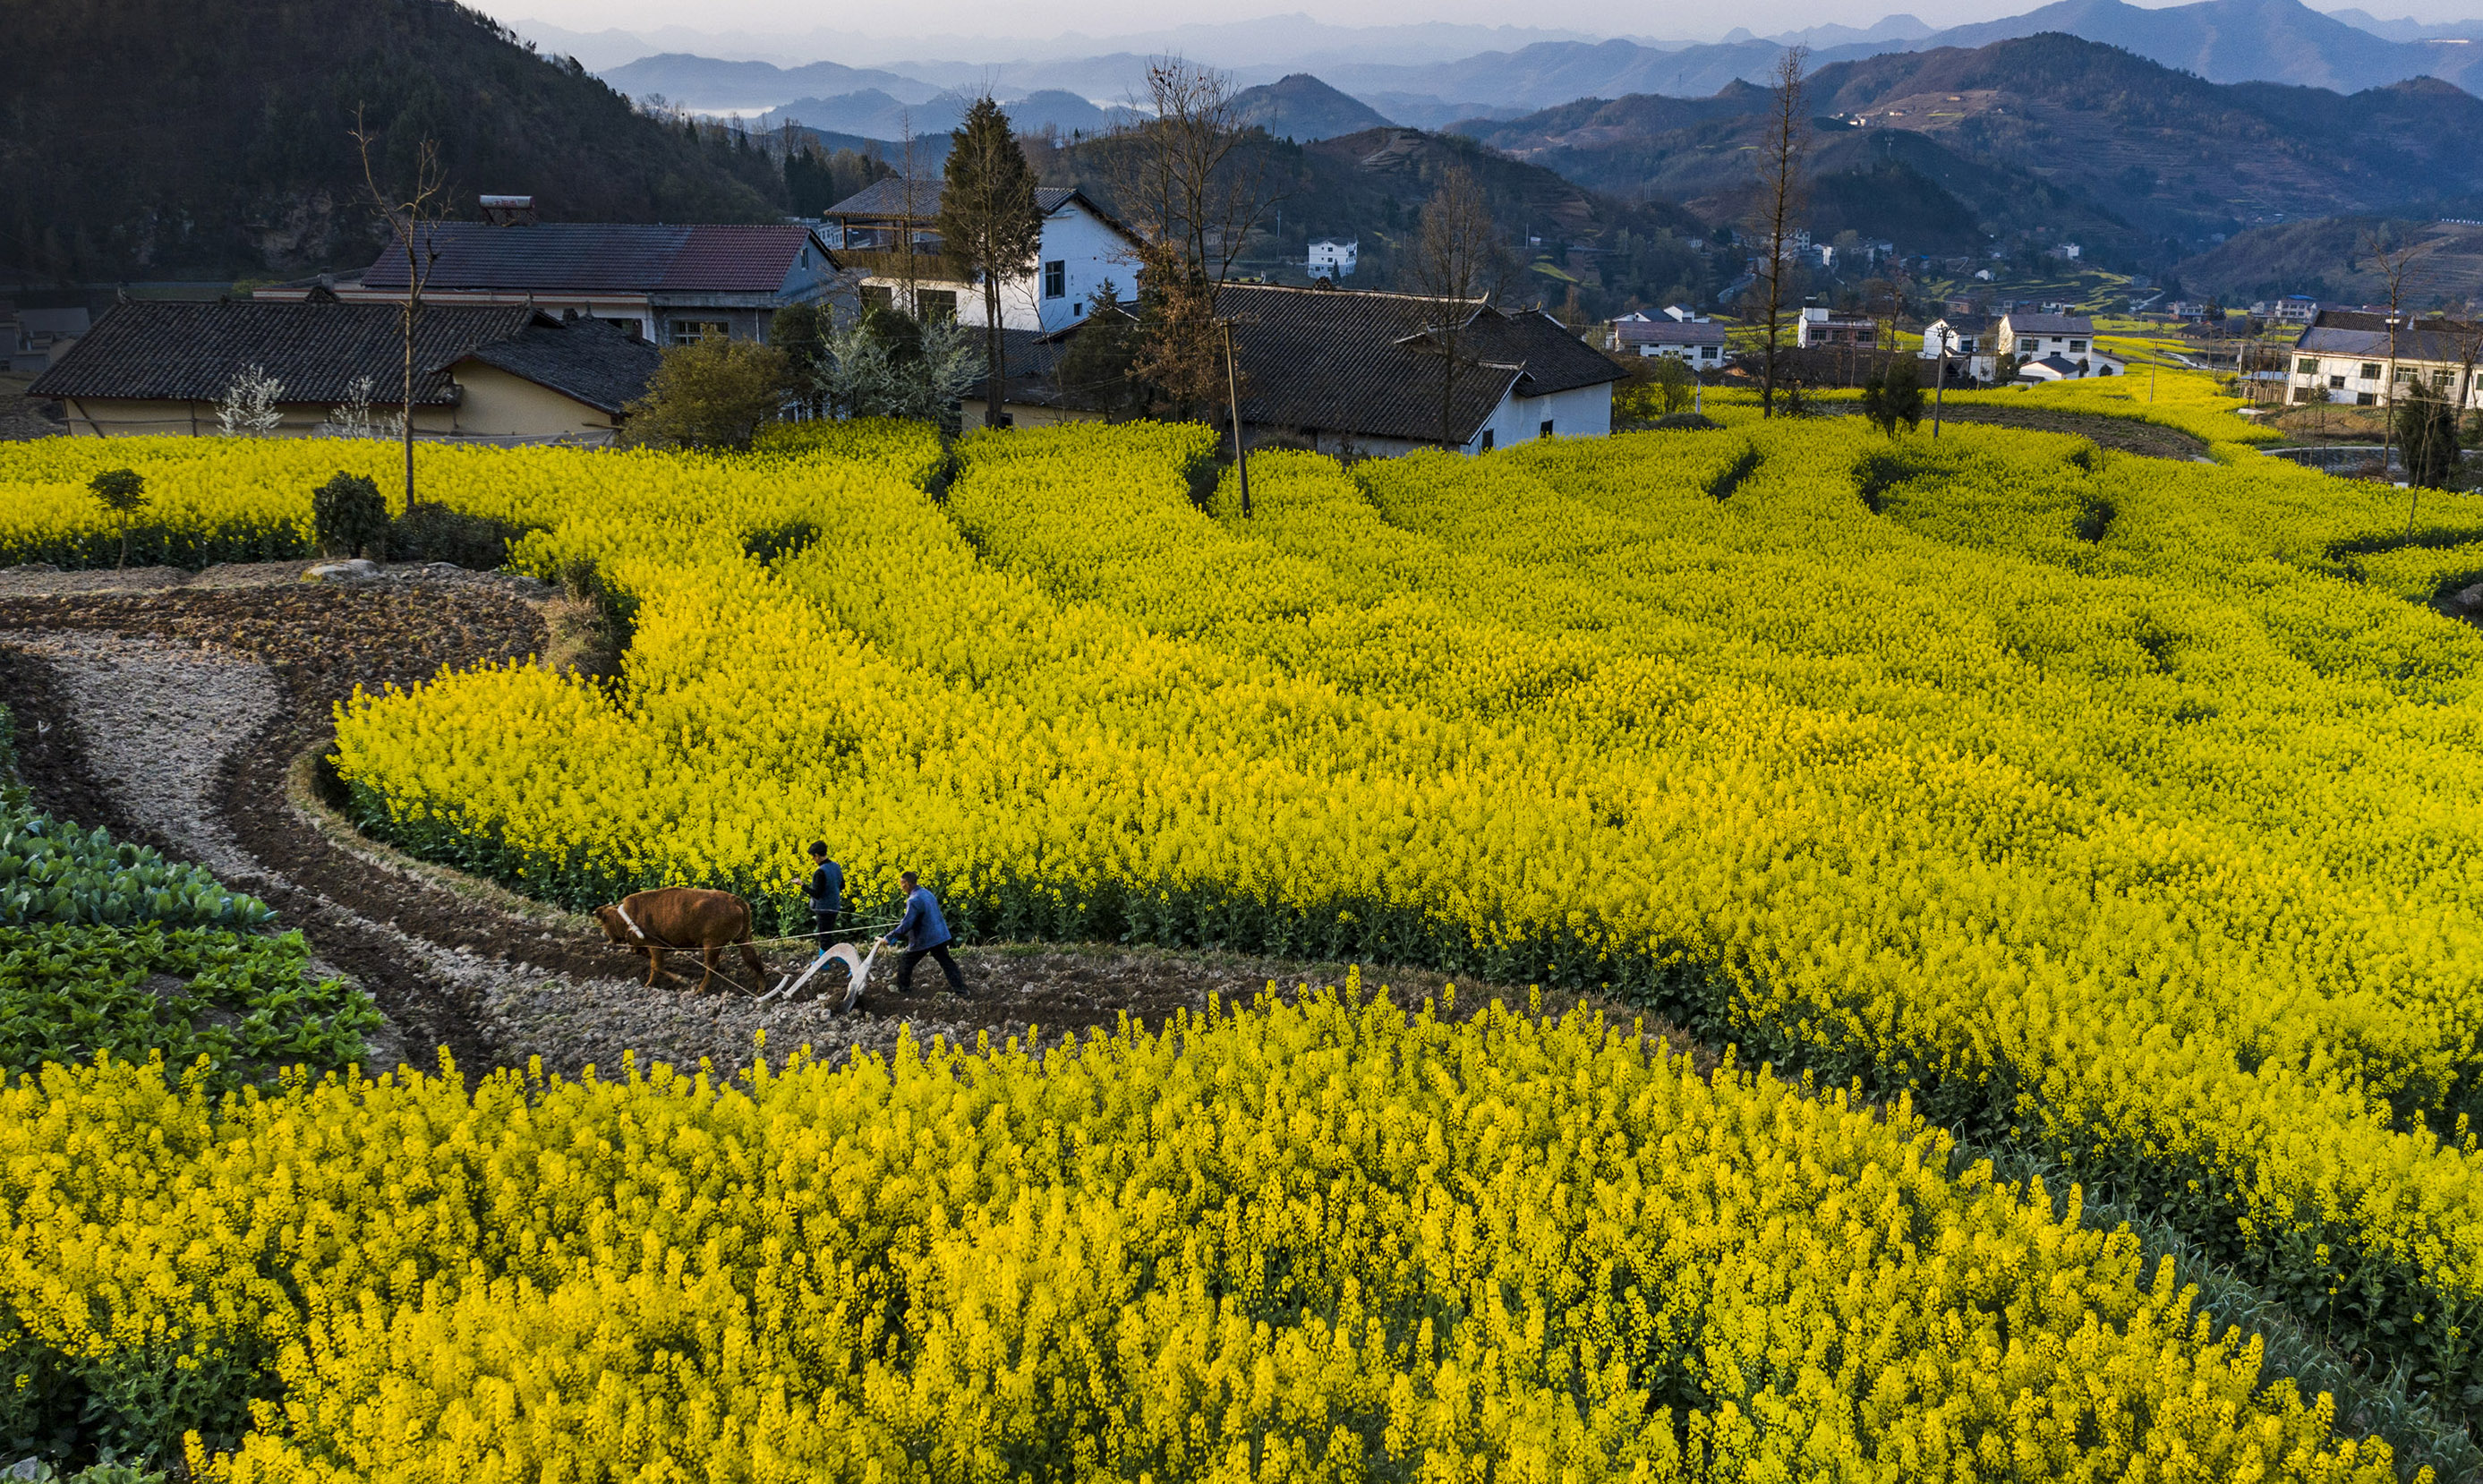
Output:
(2172, 214), (2483, 303)
(2304, 6), (2483, 40)
(1457, 34), (2483, 260)
(1315, 0), (2479, 119)
(598, 53), (942, 112)
(1915, 0), (2476, 93)
(1721, 15), (1934, 46)
(755, 89), (1130, 143)
(1232, 75), (1395, 141)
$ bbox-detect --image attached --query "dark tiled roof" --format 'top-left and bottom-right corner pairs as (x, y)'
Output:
(456, 315), (662, 414)
(1617, 319), (1727, 347)
(358, 223), (824, 295)
(1216, 284), (1618, 446)
(823, 177), (1079, 220)
(2296, 309), (2483, 362)
(30, 300), (542, 405)
(2002, 312), (2094, 336)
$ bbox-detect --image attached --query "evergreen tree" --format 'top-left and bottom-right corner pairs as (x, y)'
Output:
(1861, 355), (1924, 438)
(937, 96), (1043, 431)
(2398, 379), (2461, 490)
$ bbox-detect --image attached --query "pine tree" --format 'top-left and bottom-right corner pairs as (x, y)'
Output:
(937, 96), (1043, 432)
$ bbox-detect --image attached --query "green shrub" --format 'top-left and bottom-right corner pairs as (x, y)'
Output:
(311, 472), (387, 560)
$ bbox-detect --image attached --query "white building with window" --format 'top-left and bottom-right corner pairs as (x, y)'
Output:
(1608, 311), (1729, 367)
(2289, 310), (2483, 406)
(1308, 239), (1359, 279)
(822, 179), (1141, 333)
(1997, 311), (2120, 375)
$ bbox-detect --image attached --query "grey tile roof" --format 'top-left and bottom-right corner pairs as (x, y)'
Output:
(356, 223), (825, 296)
(456, 315), (662, 414)
(1216, 284), (1617, 446)
(2295, 310), (2483, 362)
(30, 300), (542, 405)
(994, 286), (1618, 445)
(1617, 320), (1728, 347)
(2001, 312), (2094, 336)
(824, 177), (1079, 221)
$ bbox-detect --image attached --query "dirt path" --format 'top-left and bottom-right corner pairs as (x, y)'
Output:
(0, 568), (1596, 1083)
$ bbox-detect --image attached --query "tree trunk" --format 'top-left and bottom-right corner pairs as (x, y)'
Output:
(986, 271), (1007, 431)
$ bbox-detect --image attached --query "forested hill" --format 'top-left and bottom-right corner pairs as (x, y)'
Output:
(1, 0), (787, 283)
(1457, 32), (2483, 262)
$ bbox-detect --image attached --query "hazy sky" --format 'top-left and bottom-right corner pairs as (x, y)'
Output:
(475, 0), (2473, 48)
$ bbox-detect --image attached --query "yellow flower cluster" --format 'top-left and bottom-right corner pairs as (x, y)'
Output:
(13, 413), (2483, 1414)
(0, 995), (2418, 1481)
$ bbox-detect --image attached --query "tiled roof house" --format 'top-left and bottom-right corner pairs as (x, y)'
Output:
(32, 297), (660, 442)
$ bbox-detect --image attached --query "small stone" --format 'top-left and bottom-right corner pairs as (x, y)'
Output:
(303, 559), (379, 583)
(2455, 584), (2483, 611)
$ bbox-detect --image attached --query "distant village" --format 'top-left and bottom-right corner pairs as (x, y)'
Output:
(9, 179), (2472, 458)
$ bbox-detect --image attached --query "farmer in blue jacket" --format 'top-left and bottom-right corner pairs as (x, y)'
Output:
(804, 841), (845, 955)
(886, 870), (968, 995)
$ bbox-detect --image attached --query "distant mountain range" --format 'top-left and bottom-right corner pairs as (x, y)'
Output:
(1458, 32), (2483, 261)
(583, 0), (2483, 137)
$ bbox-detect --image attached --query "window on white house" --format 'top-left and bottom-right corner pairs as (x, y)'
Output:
(2295, 357), (2317, 375)
(2360, 362), (2383, 380)
(2357, 391), (2376, 405)
(916, 289), (958, 321)
(1479, 430), (1495, 451)
(2329, 374), (2346, 389)
(1043, 260), (1066, 299)
(1540, 420), (1555, 439)
(670, 320), (730, 345)
(2069, 339), (2086, 352)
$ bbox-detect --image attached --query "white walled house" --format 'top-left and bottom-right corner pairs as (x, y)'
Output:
(822, 178), (1141, 334)
(1308, 239), (1359, 279)
(2290, 310), (2483, 407)
(1919, 314), (1998, 382)
(1796, 306), (1875, 348)
(1997, 312), (2121, 377)
(1609, 312), (1729, 367)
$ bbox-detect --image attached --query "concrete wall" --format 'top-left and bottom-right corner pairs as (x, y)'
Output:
(448, 363), (624, 441)
(54, 372), (616, 444)
(1464, 382), (1613, 453)
(51, 398), (456, 438)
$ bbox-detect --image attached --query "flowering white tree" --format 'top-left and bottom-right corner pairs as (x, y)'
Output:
(215, 364), (285, 436)
(317, 376), (406, 441)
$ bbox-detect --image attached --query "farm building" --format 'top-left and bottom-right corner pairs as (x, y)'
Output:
(2288, 309), (2483, 406)
(31, 297), (660, 442)
(256, 206), (844, 347)
(965, 282), (1622, 456)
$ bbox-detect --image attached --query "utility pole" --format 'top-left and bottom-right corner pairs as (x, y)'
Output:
(1932, 327), (1952, 438)
(1222, 319), (1250, 516)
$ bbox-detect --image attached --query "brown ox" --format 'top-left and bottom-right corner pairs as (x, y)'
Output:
(593, 888), (769, 995)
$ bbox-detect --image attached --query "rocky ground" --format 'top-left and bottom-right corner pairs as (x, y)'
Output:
(0, 561), (1625, 1086)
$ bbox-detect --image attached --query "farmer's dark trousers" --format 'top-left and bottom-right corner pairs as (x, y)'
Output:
(897, 942), (966, 994)
(811, 913), (841, 953)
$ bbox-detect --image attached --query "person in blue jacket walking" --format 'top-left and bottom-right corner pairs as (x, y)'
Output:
(885, 870), (968, 995)
(804, 841), (845, 955)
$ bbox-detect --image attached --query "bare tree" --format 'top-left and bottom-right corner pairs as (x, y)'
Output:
(1105, 58), (1277, 288)
(1102, 58), (1282, 421)
(1750, 47), (1811, 418)
(1406, 164), (1515, 449)
(2361, 226), (2432, 473)
(354, 108), (448, 509)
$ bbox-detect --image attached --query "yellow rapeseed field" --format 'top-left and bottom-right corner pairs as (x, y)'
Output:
(0, 994), (2421, 1481)
(6, 376), (2483, 1471)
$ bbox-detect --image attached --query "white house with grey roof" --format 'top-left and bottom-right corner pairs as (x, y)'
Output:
(1996, 312), (2120, 376)
(820, 178), (1141, 334)
(2289, 310), (2483, 407)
